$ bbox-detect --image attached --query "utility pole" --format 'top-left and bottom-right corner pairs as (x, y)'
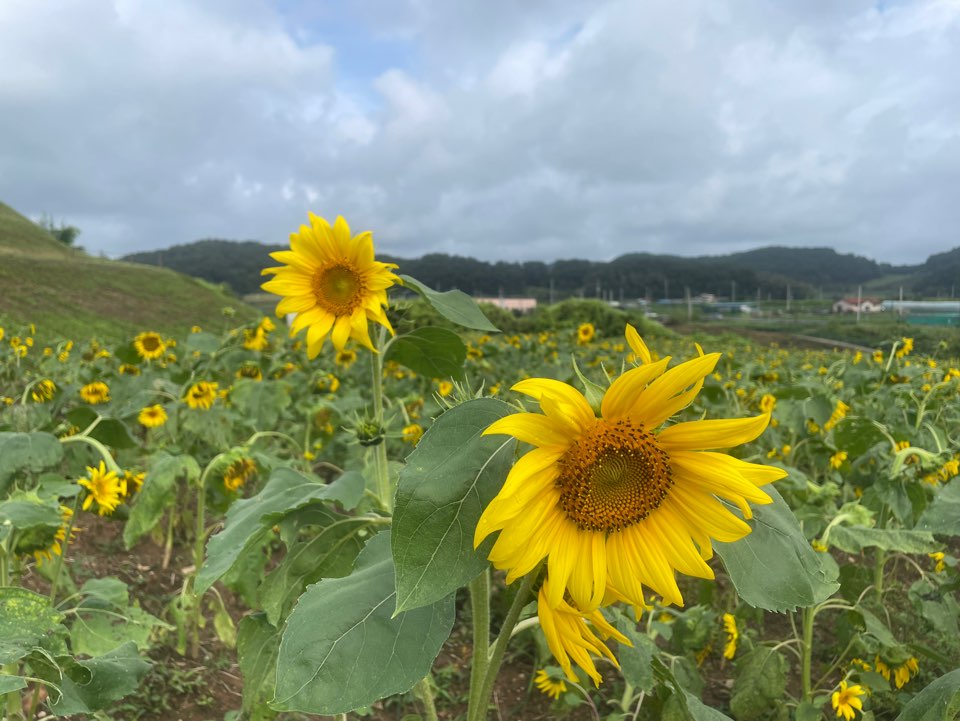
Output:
(856, 285), (862, 324)
(786, 284), (792, 312)
(686, 286), (692, 322)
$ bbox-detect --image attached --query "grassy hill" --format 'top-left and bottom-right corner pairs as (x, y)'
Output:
(0, 202), (261, 341)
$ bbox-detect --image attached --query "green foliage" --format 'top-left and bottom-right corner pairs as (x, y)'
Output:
(386, 326), (468, 380)
(49, 641), (152, 716)
(124, 451), (201, 548)
(0, 587), (64, 664)
(197, 467), (364, 594)
(729, 647), (789, 721)
(0, 431), (63, 495)
(392, 398), (516, 612)
(237, 614), (281, 721)
(894, 668), (960, 721)
(399, 275), (500, 332)
(273, 532), (456, 715)
(715, 486), (839, 612)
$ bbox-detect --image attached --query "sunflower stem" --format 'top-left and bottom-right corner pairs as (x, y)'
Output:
(371, 329), (392, 512)
(801, 606), (816, 704)
(467, 570), (491, 719)
(414, 676), (439, 721)
(468, 570), (538, 721)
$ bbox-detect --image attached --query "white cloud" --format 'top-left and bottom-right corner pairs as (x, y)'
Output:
(1, 0), (959, 265)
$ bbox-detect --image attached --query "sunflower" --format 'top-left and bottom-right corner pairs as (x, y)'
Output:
(261, 214), (400, 357)
(223, 458), (257, 492)
(78, 461), (127, 516)
(30, 379), (56, 403)
(722, 613), (738, 659)
(476, 326), (784, 614)
(831, 680), (865, 721)
(576, 323), (595, 345)
(80, 381), (110, 405)
(133, 331), (166, 360)
(533, 669), (567, 700)
(236, 363), (263, 381)
(335, 348), (358, 368)
(402, 423), (424, 445)
(184, 381), (218, 410)
(138, 404), (168, 428)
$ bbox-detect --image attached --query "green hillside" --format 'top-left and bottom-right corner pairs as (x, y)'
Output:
(0, 201), (260, 341)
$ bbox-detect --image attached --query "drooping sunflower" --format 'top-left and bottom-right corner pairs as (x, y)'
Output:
(476, 325), (785, 614)
(223, 458), (257, 492)
(184, 381), (219, 410)
(138, 404), (168, 428)
(78, 461), (127, 516)
(80, 381), (110, 405)
(134, 331), (166, 360)
(261, 214), (400, 357)
(722, 613), (739, 659)
(533, 669), (567, 700)
(30, 379), (56, 403)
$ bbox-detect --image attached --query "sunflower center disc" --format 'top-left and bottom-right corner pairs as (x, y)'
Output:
(556, 418), (674, 532)
(141, 336), (161, 351)
(314, 264), (362, 314)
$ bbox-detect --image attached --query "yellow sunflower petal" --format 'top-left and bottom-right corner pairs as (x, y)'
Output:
(601, 357), (671, 419)
(625, 324), (652, 364)
(626, 353), (720, 428)
(483, 413), (575, 448)
(511, 378), (595, 432)
(658, 414), (771, 451)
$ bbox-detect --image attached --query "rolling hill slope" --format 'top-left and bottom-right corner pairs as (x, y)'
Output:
(0, 202), (260, 341)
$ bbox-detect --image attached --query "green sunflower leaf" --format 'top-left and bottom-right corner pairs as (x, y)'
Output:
(917, 480), (960, 536)
(197, 467), (365, 595)
(392, 398), (516, 613)
(229, 378), (292, 431)
(716, 485), (839, 612)
(894, 667), (960, 721)
(0, 432), (63, 496)
(49, 641), (152, 716)
(0, 587), (65, 665)
(273, 532), (455, 715)
(385, 326), (467, 380)
(729, 646), (789, 721)
(123, 452), (200, 549)
(237, 613), (282, 721)
(260, 505), (371, 625)
(399, 274), (499, 332)
(829, 526), (940, 555)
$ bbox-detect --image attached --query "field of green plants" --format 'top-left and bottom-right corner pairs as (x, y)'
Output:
(1, 256), (959, 720)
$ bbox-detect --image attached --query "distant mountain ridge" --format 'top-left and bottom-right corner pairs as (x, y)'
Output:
(123, 239), (959, 301)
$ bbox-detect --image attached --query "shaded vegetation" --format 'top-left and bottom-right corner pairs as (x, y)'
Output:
(124, 237), (960, 301)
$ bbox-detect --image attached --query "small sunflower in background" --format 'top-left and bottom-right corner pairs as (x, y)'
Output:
(30, 379), (57, 403)
(138, 404), (167, 428)
(133, 331), (166, 361)
(261, 214), (400, 358)
(223, 458), (257, 492)
(402, 423), (424, 445)
(80, 381), (110, 405)
(78, 461), (127, 516)
(335, 348), (358, 369)
(184, 381), (218, 410)
(576, 322), (595, 345)
(533, 668), (567, 700)
(722, 613), (739, 659)
(831, 680), (865, 721)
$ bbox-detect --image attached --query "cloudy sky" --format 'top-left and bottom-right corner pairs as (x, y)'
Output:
(2, 0), (959, 264)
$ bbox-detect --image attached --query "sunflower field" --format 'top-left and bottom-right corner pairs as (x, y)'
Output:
(1, 215), (959, 721)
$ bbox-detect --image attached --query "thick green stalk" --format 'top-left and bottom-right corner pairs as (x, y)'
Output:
(468, 571), (539, 721)
(370, 332), (391, 512)
(467, 570), (491, 716)
(414, 676), (439, 721)
(801, 606), (816, 703)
